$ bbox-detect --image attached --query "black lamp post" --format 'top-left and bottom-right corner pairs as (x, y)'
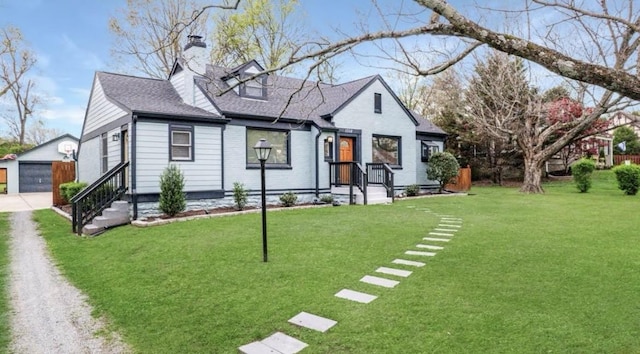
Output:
(253, 138), (272, 262)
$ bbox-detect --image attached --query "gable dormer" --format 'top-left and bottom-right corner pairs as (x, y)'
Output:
(222, 60), (268, 100)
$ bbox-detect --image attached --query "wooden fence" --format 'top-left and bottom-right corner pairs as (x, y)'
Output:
(445, 166), (472, 192)
(52, 161), (75, 206)
(613, 155), (640, 165)
(0, 168), (6, 194)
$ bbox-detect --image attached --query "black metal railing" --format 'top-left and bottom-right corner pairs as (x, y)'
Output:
(366, 163), (395, 202)
(71, 161), (129, 235)
(329, 161), (367, 204)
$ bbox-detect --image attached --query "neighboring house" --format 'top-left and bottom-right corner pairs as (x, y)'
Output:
(610, 111), (640, 136)
(0, 134), (78, 194)
(77, 35), (446, 219)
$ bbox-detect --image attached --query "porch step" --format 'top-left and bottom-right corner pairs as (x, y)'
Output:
(101, 207), (128, 219)
(81, 200), (131, 236)
(92, 215), (130, 229)
(111, 200), (129, 213)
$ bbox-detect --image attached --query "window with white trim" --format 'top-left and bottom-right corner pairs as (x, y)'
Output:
(170, 126), (193, 161)
(101, 133), (108, 173)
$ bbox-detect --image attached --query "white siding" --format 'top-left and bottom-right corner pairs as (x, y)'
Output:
(82, 78), (127, 135)
(78, 137), (101, 183)
(194, 86), (219, 114)
(223, 125), (314, 192)
(136, 122), (222, 194)
(332, 79), (418, 188)
(170, 70), (186, 103)
(107, 128), (121, 170)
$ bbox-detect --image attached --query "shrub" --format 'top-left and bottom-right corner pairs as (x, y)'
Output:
(159, 165), (186, 216)
(232, 182), (248, 210)
(405, 184), (420, 196)
(279, 191), (297, 207)
(613, 164), (640, 195)
(571, 158), (596, 193)
(426, 152), (460, 193)
(59, 181), (87, 203)
(320, 194), (334, 203)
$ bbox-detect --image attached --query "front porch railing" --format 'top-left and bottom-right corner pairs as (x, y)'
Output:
(71, 161), (129, 235)
(329, 161), (367, 204)
(366, 163), (395, 202)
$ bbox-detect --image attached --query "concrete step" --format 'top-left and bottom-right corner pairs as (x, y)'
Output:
(92, 215), (130, 229)
(82, 224), (102, 236)
(102, 208), (128, 219)
(111, 201), (129, 213)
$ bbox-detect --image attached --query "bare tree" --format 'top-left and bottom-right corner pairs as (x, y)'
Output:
(25, 118), (64, 145)
(1, 26), (39, 145)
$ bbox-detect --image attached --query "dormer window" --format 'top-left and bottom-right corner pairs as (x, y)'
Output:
(240, 74), (267, 99)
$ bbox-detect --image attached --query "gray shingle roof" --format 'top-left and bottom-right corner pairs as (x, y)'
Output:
(97, 72), (220, 119)
(411, 111), (447, 136)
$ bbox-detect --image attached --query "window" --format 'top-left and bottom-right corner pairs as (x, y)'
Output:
(101, 133), (108, 173)
(240, 74), (267, 99)
(170, 125), (193, 161)
(372, 135), (401, 166)
(324, 137), (334, 161)
(421, 141), (439, 162)
(246, 128), (290, 166)
(374, 93), (382, 113)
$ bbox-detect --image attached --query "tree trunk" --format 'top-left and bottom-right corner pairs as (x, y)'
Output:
(520, 157), (544, 193)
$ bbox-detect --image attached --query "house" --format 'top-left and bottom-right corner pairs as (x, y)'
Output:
(76, 35), (446, 222)
(610, 111), (640, 136)
(0, 134), (78, 194)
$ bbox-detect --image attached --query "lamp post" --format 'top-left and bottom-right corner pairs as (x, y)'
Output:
(253, 138), (272, 262)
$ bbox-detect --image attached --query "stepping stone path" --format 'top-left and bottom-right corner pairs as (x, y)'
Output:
(392, 259), (425, 267)
(240, 208), (463, 353)
(335, 289), (378, 304)
(288, 312), (337, 333)
(376, 267), (412, 278)
(360, 275), (400, 288)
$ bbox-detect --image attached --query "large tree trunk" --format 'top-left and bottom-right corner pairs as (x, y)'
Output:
(520, 156), (544, 193)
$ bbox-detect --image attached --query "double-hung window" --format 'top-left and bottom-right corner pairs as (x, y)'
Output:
(170, 125), (194, 161)
(101, 133), (108, 173)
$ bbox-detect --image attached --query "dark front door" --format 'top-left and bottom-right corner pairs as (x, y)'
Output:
(339, 137), (355, 184)
(19, 162), (52, 193)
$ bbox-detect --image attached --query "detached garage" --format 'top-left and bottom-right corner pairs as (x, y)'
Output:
(0, 134), (78, 194)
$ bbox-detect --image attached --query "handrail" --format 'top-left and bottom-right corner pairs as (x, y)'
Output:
(366, 163), (395, 202)
(354, 163), (367, 205)
(328, 161), (368, 204)
(71, 161), (129, 234)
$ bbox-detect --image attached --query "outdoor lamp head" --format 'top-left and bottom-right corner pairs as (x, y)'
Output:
(253, 138), (272, 161)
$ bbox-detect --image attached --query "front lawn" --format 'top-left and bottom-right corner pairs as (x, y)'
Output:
(0, 214), (11, 353)
(35, 171), (640, 353)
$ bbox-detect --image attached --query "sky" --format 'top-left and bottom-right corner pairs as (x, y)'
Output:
(0, 0), (567, 140)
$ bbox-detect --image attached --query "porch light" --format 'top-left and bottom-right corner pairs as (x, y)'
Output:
(112, 132), (121, 141)
(327, 136), (333, 143)
(253, 138), (272, 162)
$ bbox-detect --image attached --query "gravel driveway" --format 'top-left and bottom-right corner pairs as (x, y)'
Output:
(8, 211), (130, 354)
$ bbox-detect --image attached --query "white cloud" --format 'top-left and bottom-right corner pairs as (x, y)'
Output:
(39, 106), (86, 125)
(60, 34), (105, 70)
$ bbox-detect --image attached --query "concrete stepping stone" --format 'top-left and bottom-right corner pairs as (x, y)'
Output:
(392, 259), (426, 267)
(434, 228), (458, 233)
(405, 250), (436, 256)
(239, 341), (282, 354)
(360, 275), (400, 288)
(429, 232), (454, 237)
(288, 312), (337, 333)
(442, 217), (462, 221)
(335, 289), (377, 304)
(423, 237), (450, 242)
(375, 267), (412, 277)
(406, 206), (416, 208)
(416, 244), (443, 250)
(436, 214), (455, 217)
(438, 224), (462, 228)
(261, 332), (307, 354)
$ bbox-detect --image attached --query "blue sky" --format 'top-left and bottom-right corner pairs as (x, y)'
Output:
(0, 0), (555, 139)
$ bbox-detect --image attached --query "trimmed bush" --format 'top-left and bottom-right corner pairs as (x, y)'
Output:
(427, 152), (460, 193)
(320, 194), (334, 203)
(405, 184), (420, 196)
(159, 165), (186, 216)
(613, 164), (640, 195)
(59, 181), (87, 203)
(279, 191), (297, 207)
(571, 158), (596, 193)
(232, 182), (248, 210)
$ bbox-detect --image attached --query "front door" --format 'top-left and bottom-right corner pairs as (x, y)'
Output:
(339, 137), (355, 184)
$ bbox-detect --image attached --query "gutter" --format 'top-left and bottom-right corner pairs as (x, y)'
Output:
(131, 114), (138, 220)
(315, 128), (322, 197)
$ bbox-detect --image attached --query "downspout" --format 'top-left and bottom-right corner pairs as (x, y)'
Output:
(131, 114), (138, 220)
(315, 128), (322, 197)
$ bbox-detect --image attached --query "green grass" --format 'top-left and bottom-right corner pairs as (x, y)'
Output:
(34, 171), (640, 353)
(0, 214), (11, 353)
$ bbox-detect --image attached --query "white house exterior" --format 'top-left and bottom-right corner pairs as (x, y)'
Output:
(77, 36), (446, 218)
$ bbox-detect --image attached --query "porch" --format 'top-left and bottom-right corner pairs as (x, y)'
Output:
(328, 162), (395, 205)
